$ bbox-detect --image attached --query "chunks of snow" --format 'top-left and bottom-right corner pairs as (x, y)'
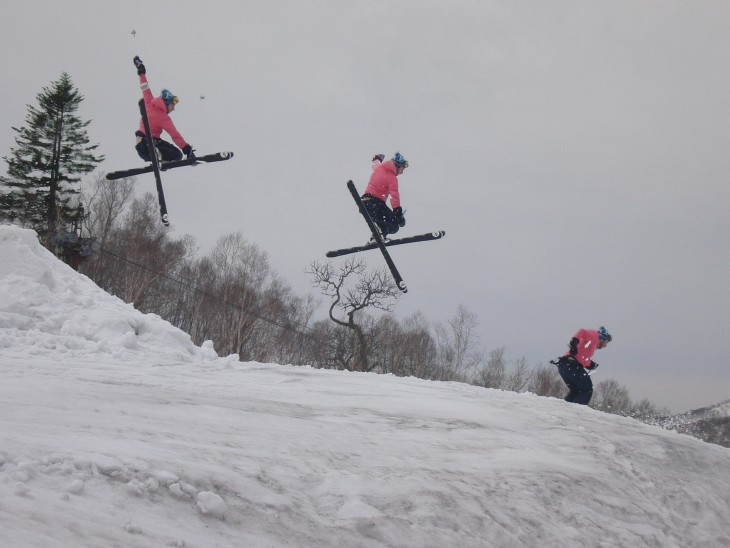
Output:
(196, 491), (226, 519)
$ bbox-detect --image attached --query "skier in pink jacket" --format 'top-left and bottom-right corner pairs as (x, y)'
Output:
(133, 56), (194, 163)
(552, 327), (612, 405)
(361, 152), (408, 243)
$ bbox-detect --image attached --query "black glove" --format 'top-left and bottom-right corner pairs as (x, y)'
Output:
(393, 206), (406, 227)
(569, 337), (578, 356)
(182, 145), (196, 160)
(587, 361), (599, 372)
(133, 56), (146, 75)
(372, 154), (385, 163)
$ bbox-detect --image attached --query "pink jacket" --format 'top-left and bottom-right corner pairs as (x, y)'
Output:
(565, 329), (599, 368)
(137, 74), (188, 149)
(364, 160), (401, 209)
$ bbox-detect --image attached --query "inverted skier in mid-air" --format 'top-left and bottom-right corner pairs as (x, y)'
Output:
(105, 56), (234, 226)
(132, 56), (195, 163)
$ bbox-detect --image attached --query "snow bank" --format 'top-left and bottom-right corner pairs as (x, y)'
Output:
(0, 224), (221, 364)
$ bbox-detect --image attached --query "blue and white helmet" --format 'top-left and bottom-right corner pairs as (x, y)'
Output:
(160, 89), (179, 106)
(392, 152), (409, 169)
(598, 326), (612, 342)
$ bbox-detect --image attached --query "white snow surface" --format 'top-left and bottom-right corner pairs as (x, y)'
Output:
(0, 224), (728, 548)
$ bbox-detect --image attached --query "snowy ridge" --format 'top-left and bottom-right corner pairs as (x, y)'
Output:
(687, 399), (730, 421)
(1, 224), (729, 548)
(659, 399), (730, 448)
(0, 225), (222, 364)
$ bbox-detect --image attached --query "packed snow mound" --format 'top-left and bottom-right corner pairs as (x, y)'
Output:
(0, 225), (221, 364)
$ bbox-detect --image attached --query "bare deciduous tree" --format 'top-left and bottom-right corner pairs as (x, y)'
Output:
(592, 379), (632, 414)
(503, 356), (532, 392)
(307, 257), (400, 372)
(628, 398), (662, 421)
(196, 232), (271, 359)
(394, 312), (438, 379)
(256, 274), (320, 365)
(526, 363), (565, 398)
(88, 193), (193, 310)
(434, 305), (482, 381)
(81, 171), (135, 249)
(477, 346), (506, 389)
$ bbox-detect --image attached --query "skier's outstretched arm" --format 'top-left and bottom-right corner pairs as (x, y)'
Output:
(134, 56), (154, 106)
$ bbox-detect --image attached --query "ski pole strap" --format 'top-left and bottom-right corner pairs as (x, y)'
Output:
(551, 356), (579, 367)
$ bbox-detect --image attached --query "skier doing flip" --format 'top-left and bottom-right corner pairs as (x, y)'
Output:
(133, 56), (195, 163)
(361, 152), (408, 243)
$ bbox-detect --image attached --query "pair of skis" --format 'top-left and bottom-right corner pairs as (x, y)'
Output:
(105, 99), (233, 226)
(326, 181), (445, 293)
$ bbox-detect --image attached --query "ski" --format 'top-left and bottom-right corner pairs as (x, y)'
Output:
(345, 180), (408, 293)
(136, 99), (169, 225)
(105, 151), (234, 181)
(326, 230), (446, 258)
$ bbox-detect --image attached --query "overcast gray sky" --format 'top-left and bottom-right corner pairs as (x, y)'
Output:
(2, 0), (729, 412)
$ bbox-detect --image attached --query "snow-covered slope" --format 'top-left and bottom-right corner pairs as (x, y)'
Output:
(1, 225), (728, 548)
(0, 225), (220, 365)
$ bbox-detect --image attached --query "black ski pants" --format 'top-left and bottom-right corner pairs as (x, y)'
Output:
(361, 195), (401, 237)
(557, 357), (593, 405)
(135, 133), (182, 163)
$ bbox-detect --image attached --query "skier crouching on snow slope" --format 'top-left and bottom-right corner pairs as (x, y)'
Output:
(361, 152), (408, 243)
(551, 327), (612, 405)
(133, 56), (195, 163)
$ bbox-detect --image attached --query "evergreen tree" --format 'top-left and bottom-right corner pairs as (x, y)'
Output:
(1, 73), (104, 247)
